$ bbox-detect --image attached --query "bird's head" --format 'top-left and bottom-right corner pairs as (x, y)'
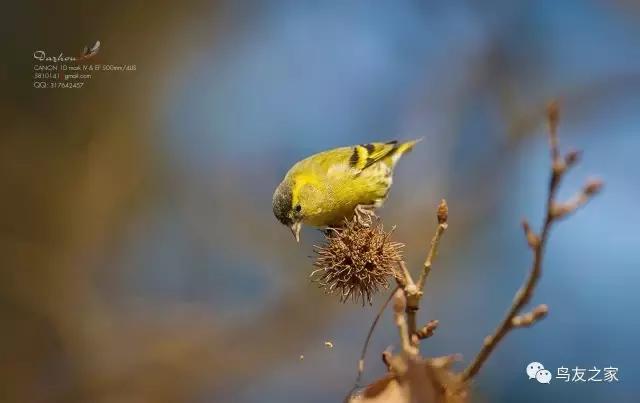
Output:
(272, 179), (304, 242)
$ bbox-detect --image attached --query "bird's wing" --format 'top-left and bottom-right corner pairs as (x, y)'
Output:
(349, 139), (421, 172)
(303, 139), (419, 181)
(348, 141), (396, 171)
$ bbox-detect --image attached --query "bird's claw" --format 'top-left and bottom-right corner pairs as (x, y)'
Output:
(355, 205), (376, 227)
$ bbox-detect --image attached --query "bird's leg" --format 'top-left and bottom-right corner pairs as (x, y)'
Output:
(355, 204), (377, 226)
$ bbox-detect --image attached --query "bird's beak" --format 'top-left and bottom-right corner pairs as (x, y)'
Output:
(290, 222), (302, 243)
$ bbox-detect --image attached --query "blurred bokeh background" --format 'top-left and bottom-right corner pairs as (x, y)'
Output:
(2, 1), (640, 402)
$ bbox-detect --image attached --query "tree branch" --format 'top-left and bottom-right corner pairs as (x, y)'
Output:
(460, 101), (602, 382)
(393, 289), (418, 357)
(416, 199), (449, 292)
(404, 200), (449, 339)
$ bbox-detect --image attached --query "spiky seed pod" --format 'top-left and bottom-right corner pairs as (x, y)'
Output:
(311, 217), (404, 305)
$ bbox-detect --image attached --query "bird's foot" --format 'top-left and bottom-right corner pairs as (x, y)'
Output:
(354, 204), (377, 227)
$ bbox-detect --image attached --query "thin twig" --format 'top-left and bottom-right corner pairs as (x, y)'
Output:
(393, 289), (418, 356)
(352, 285), (398, 390)
(416, 199), (449, 291)
(397, 261), (415, 290)
(396, 260), (419, 335)
(460, 101), (601, 382)
(547, 101), (560, 162)
(405, 200), (448, 340)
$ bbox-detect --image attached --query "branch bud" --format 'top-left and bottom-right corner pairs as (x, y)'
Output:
(381, 350), (392, 369)
(547, 101), (560, 132)
(564, 150), (582, 167)
(583, 179), (603, 197)
(521, 219), (540, 248)
(512, 304), (549, 327)
(437, 199), (448, 225)
(416, 319), (439, 339)
(552, 160), (566, 175)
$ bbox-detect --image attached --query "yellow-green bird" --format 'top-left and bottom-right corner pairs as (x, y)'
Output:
(273, 139), (421, 242)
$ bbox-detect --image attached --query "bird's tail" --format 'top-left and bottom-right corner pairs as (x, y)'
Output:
(396, 138), (423, 155)
(385, 138), (422, 167)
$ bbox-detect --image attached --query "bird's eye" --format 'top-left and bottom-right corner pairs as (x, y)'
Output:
(295, 204), (302, 212)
